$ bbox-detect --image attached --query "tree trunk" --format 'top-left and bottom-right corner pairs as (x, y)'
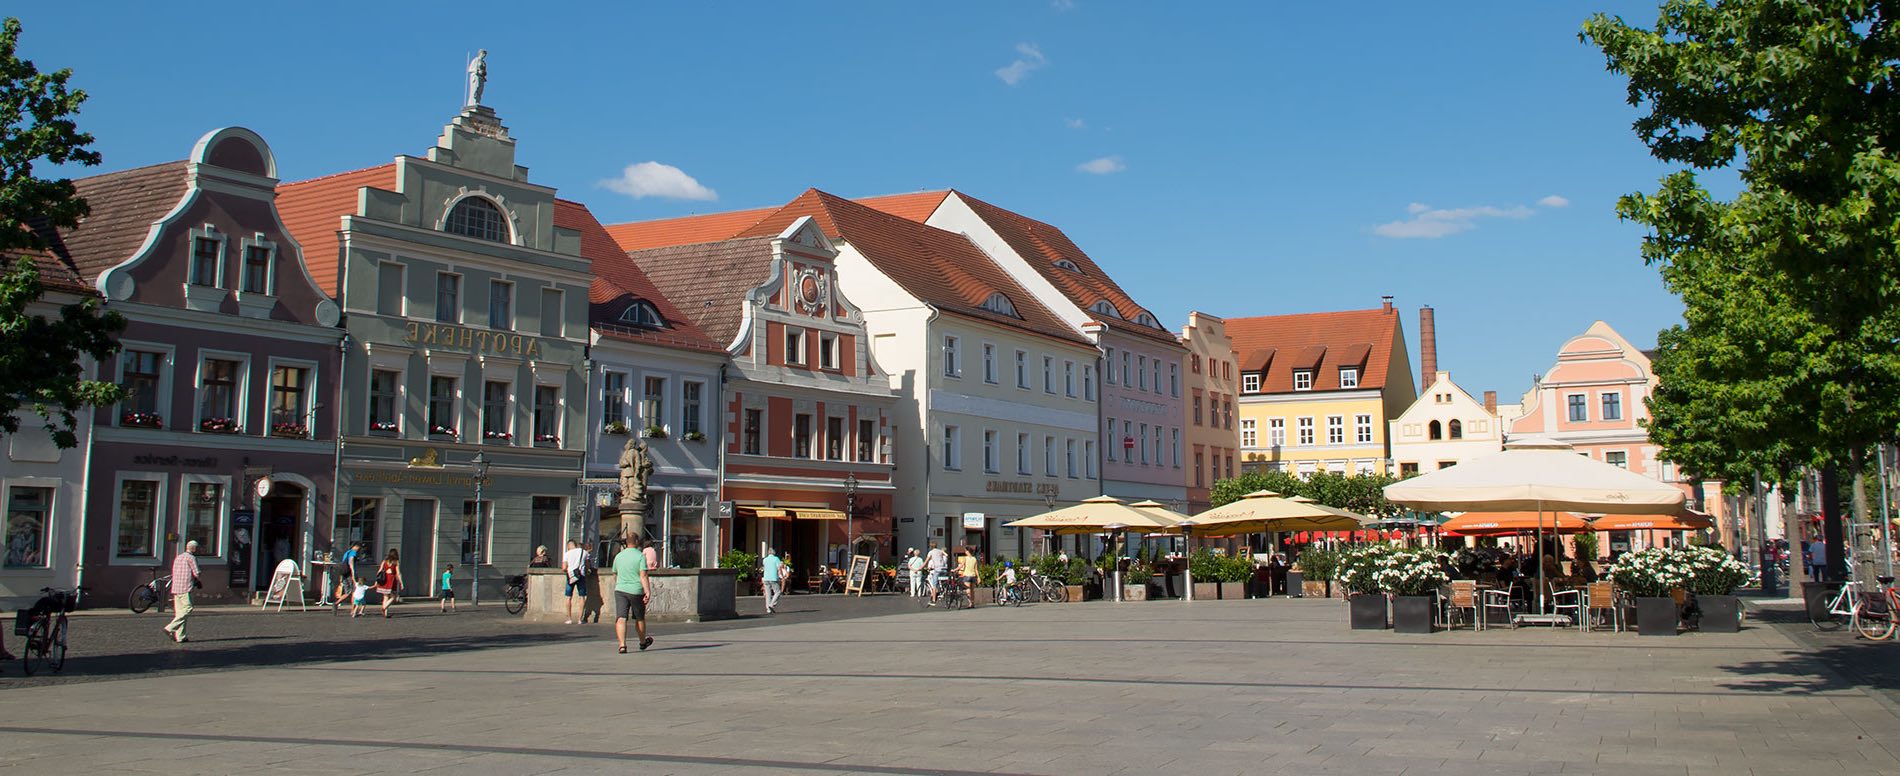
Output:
(1852, 448), (1878, 587)
(1822, 467), (1848, 583)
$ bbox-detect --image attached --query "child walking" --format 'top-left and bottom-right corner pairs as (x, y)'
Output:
(350, 579), (369, 618)
(439, 564), (457, 612)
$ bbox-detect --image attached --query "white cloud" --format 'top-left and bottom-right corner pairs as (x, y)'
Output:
(1373, 202), (1536, 239)
(598, 161), (718, 201)
(1538, 194), (1570, 208)
(1064, 117), (1086, 129)
(1076, 155), (1125, 175)
(995, 43), (1047, 86)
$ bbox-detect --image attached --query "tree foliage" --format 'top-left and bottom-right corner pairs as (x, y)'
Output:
(0, 17), (122, 448)
(1583, 1), (1900, 480)
(1209, 469), (1402, 518)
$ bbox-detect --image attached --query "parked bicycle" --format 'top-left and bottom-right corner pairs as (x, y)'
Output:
(16, 586), (82, 675)
(128, 565), (171, 614)
(938, 574), (972, 610)
(1846, 576), (1899, 640)
(503, 575), (528, 615)
(1025, 571), (1068, 603)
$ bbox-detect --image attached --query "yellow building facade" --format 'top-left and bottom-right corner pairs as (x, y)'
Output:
(1229, 301), (1417, 477)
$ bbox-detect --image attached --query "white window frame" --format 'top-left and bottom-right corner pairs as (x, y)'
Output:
(195, 350), (252, 434)
(1242, 373), (1260, 393)
(1044, 435), (1057, 477)
(942, 335), (961, 378)
(1015, 350), (1029, 389)
(1355, 414), (1374, 444)
(2, 478), (60, 570)
(982, 343), (997, 383)
(1339, 367), (1359, 389)
(1083, 365), (1095, 400)
(1326, 415), (1344, 445)
(1066, 438), (1078, 478)
(1138, 355), (1149, 390)
(111, 472), (167, 563)
(1139, 424), (1149, 465)
(1241, 419), (1257, 448)
(600, 370), (629, 430)
(1171, 428), (1181, 468)
(1269, 418), (1285, 447)
(1043, 356), (1055, 394)
(1084, 440), (1096, 479)
(1017, 432), (1032, 475)
(983, 429), (999, 473)
(1293, 370), (1313, 391)
(1296, 417), (1314, 447)
(942, 425), (961, 470)
(1104, 348), (1117, 384)
(819, 332), (840, 370)
(1566, 393), (1589, 422)
(1605, 450), (1629, 469)
(1104, 417), (1117, 462)
(1600, 391), (1623, 421)
(532, 380), (564, 445)
(265, 357), (320, 438)
(785, 327), (807, 366)
(179, 473), (232, 562)
(187, 224), (227, 288)
(237, 231), (278, 297)
(1169, 363), (1180, 397)
(116, 341), (176, 428)
(681, 380), (705, 437)
(1064, 361), (1076, 397)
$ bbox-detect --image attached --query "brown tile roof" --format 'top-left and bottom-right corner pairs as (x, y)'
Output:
(277, 164), (398, 296)
(602, 207), (778, 253)
(624, 237), (776, 348)
(552, 199), (721, 354)
(738, 189), (1091, 347)
(1227, 307), (1402, 393)
(5, 247), (89, 295)
(37, 161), (191, 286)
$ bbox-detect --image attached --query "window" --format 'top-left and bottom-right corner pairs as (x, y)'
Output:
(980, 292), (1019, 318)
(483, 381), (512, 441)
(123, 350), (163, 419)
(1327, 416), (1344, 445)
(1293, 370), (1313, 391)
(436, 273), (461, 323)
(1400, 462), (1420, 476)
(1193, 395), (1203, 426)
(1105, 348), (1117, 384)
(1567, 394), (1588, 422)
(1171, 429), (1181, 467)
(983, 344), (997, 383)
(1092, 300), (1120, 318)
(540, 288), (564, 337)
(190, 235), (221, 287)
(943, 425), (961, 470)
(533, 385), (560, 444)
(826, 416), (845, 460)
(1105, 417), (1117, 462)
(794, 414), (814, 459)
(1606, 451), (1628, 469)
(1066, 439), (1078, 478)
(942, 336), (960, 377)
(1017, 432), (1032, 474)
(446, 197), (509, 243)
(1339, 368), (1359, 389)
(667, 494), (705, 567)
(116, 479), (160, 558)
(1139, 424), (1149, 465)
(340, 498), (380, 560)
(1225, 453), (1235, 479)
(1429, 420), (1443, 440)
(241, 243), (272, 294)
(1242, 373), (1260, 393)
(199, 358), (241, 431)
(1122, 420), (1133, 460)
(1043, 356), (1055, 393)
(983, 430), (999, 473)
(1297, 417), (1314, 446)
(1055, 259), (1081, 272)
(269, 365), (310, 435)
(1355, 414), (1374, 444)
(377, 262), (405, 316)
(785, 327), (806, 366)
(461, 500), (493, 565)
(1169, 364), (1180, 396)
(1045, 435), (1058, 475)
(1601, 393), (1623, 421)
(858, 419), (876, 462)
(1195, 452), (1206, 487)
(1015, 350), (1029, 389)
(1154, 429), (1164, 466)
(1064, 361), (1076, 396)
(359, 369), (398, 433)
(620, 301), (665, 328)
(743, 408), (762, 455)
(1438, 461), (1457, 470)
(1241, 419), (1257, 447)
(819, 333), (840, 370)
(183, 481), (224, 556)
(1225, 400), (1234, 430)
(4, 486), (53, 568)
(642, 377), (666, 429)
(1121, 351), (1131, 386)
(1138, 355), (1148, 390)
(1269, 418), (1285, 447)
(682, 381), (704, 436)
(1152, 360), (1162, 394)
(1083, 366), (1094, 400)
(601, 372), (627, 428)
(1448, 419), (1463, 440)
(1085, 441), (1097, 478)
(429, 376), (457, 436)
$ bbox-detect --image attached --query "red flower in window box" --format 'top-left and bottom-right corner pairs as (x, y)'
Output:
(430, 424), (458, 438)
(121, 411), (164, 429)
(270, 421), (309, 438)
(484, 430), (513, 441)
(534, 433), (560, 445)
(199, 417), (240, 434)
(370, 420), (401, 432)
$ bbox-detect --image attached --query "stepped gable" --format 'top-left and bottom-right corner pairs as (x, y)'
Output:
(276, 164), (398, 296)
(602, 206), (777, 253)
(740, 189), (1090, 347)
(624, 236), (777, 348)
(1227, 307), (1399, 392)
(554, 199), (721, 354)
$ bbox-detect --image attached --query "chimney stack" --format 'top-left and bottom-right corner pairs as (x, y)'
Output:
(1381, 295), (1394, 313)
(1484, 390), (1498, 415)
(1418, 305), (1437, 391)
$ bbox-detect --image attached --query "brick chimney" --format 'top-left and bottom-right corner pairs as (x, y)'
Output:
(1483, 390), (1498, 415)
(1418, 305), (1437, 391)
(1381, 295), (1394, 313)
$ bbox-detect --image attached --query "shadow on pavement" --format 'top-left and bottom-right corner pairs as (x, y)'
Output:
(55, 629), (594, 681)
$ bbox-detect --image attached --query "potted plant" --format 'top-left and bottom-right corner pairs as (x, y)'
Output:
(1293, 545), (1335, 598)
(683, 430), (707, 442)
(430, 424), (458, 439)
(1189, 550), (1222, 600)
(603, 420), (630, 435)
(718, 549), (760, 595)
(1215, 554), (1254, 599)
(1377, 548), (1449, 634)
(1335, 544), (1391, 629)
(1609, 547), (1691, 636)
(535, 433), (560, 445)
(643, 425), (669, 439)
(1064, 557), (1091, 601)
(370, 420), (400, 433)
(1683, 544), (1749, 633)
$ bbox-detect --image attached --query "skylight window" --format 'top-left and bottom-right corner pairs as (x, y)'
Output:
(1053, 259), (1081, 272)
(979, 292), (1020, 318)
(1091, 300), (1122, 319)
(620, 300), (666, 328)
(1135, 312), (1160, 328)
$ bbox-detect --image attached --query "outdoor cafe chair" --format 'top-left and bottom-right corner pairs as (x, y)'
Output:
(1443, 580), (1482, 631)
(1550, 583), (1586, 631)
(1478, 586), (1514, 629)
(1583, 581), (1621, 632)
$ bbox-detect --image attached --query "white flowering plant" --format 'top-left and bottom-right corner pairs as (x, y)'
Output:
(1679, 544), (1750, 595)
(1608, 547), (1693, 598)
(1374, 547), (1450, 597)
(1333, 543), (1396, 596)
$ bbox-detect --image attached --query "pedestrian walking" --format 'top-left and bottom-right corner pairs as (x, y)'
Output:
(761, 547), (785, 613)
(563, 540), (587, 624)
(1810, 539), (1827, 583)
(334, 541), (361, 604)
(376, 549), (403, 619)
(905, 548), (924, 598)
(439, 564), (457, 612)
(350, 578), (369, 618)
(925, 542), (948, 605)
(642, 537), (659, 571)
(956, 547), (980, 608)
(161, 540), (202, 643)
(612, 535), (653, 653)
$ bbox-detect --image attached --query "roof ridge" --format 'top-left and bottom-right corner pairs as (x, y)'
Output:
(71, 158), (188, 184)
(280, 161), (398, 189)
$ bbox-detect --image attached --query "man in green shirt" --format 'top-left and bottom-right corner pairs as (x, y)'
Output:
(612, 535), (653, 653)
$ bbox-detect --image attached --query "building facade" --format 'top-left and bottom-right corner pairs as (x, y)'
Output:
(279, 104), (590, 597)
(1180, 311), (1240, 513)
(1232, 300), (1417, 477)
(1389, 371), (1506, 474)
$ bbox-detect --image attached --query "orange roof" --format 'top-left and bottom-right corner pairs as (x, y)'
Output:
(601, 207), (777, 253)
(737, 189), (1091, 347)
(854, 191), (951, 223)
(553, 199), (721, 354)
(277, 164), (398, 296)
(1227, 307), (1402, 393)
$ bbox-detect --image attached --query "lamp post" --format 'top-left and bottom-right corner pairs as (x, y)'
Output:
(1042, 493), (1058, 556)
(1106, 522), (1128, 603)
(471, 452), (488, 606)
(844, 472), (858, 563)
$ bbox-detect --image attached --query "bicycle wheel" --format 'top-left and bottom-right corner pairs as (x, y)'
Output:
(21, 619), (47, 676)
(129, 585), (158, 614)
(504, 585), (527, 615)
(1856, 597), (1897, 640)
(48, 618), (67, 672)
(1047, 582), (1068, 603)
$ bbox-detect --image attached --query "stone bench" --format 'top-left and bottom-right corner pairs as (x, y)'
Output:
(523, 567), (738, 623)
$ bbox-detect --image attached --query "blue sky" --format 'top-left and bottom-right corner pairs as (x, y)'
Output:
(20, 2), (1688, 401)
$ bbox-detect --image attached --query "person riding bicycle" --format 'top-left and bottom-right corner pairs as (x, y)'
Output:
(1001, 561), (1021, 604)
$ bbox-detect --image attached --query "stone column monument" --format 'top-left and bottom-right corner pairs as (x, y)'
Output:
(617, 437), (654, 541)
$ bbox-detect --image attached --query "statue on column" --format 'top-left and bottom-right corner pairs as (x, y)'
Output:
(466, 49), (488, 108)
(617, 437), (654, 535)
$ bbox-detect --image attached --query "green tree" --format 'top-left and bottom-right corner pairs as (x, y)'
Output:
(1209, 469), (1401, 518)
(0, 17), (122, 448)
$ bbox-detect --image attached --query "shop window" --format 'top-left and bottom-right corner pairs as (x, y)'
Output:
(340, 498), (380, 561)
(183, 480), (225, 557)
(4, 486), (53, 568)
(461, 500), (492, 564)
(116, 478), (161, 558)
(669, 494), (706, 568)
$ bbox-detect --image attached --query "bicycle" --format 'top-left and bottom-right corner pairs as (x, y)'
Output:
(503, 575), (528, 615)
(128, 565), (171, 614)
(1026, 571), (1068, 603)
(939, 575), (973, 610)
(1850, 576), (1899, 640)
(17, 586), (82, 675)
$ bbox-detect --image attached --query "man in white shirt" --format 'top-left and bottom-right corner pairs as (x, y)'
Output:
(924, 542), (949, 605)
(905, 549), (925, 598)
(563, 540), (588, 624)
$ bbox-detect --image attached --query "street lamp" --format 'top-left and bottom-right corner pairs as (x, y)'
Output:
(471, 452), (488, 606)
(1042, 493), (1058, 556)
(844, 472), (858, 563)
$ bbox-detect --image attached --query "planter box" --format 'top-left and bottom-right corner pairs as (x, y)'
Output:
(1700, 594), (1741, 633)
(1392, 595), (1434, 634)
(1286, 571), (1305, 597)
(1121, 585), (1148, 601)
(1349, 594), (1388, 630)
(1634, 596), (1678, 636)
(973, 588), (995, 605)
(1192, 582), (1219, 600)
(1064, 585), (1084, 602)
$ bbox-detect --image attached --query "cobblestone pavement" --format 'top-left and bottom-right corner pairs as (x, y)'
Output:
(1, 596), (1895, 776)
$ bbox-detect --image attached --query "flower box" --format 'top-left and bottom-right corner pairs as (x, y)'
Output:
(1392, 595), (1435, 634)
(1699, 594), (1742, 633)
(370, 420), (400, 433)
(602, 421), (629, 435)
(1349, 594), (1387, 629)
(1634, 596), (1678, 636)
(484, 430), (513, 441)
(121, 411), (164, 429)
(1192, 581), (1219, 600)
(534, 434), (560, 445)
(642, 425), (669, 439)
(198, 417), (240, 434)
(683, 430), (707, 442)
(270, 422), (309, 439)
(429, 425), (458, 438)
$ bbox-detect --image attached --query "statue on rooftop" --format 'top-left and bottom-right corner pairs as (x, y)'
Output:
(466, 49), (488, 107)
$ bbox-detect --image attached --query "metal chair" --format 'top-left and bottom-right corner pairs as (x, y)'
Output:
(1479, 586), (1514, 629)
(1583, 581), (1621, 632)
(1443, 580), (1482, 631)
(1550, 583), (1587, 631)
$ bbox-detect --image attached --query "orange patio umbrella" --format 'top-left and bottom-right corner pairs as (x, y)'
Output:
(1440, 511), (1593, 537)
(1588, 511), (1714, 532)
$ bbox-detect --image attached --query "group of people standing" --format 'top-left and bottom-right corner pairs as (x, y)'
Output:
(550, 538), (654, 653)
(897, 542), (980, 607)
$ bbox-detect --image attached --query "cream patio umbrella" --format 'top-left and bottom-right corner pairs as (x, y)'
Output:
(1128, 500), (1197, 599)
(1187, 490), (1371, 536)
(1006, 496), (1178, 602)
(1383, 437), (1687, 616)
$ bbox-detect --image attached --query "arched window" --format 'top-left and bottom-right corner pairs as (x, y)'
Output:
(620, 300), (665, 328)
(444, 197), (510, 243)
(1053, 259), (1081, 272)
(1448, 419), (1463, 439)
(1135, 312), (1159, 328)
(1090, 300), (1122, 319)
(979, 292), (1020, 318)
(1428, 420), (1442, 440)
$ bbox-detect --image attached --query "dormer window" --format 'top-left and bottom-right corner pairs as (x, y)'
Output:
(1053, 259), (1081, 272)
(1339, 367), (1359, 389)
(1242, 373), (1260, 393)
(1135, 312), (1159, 328)
(1293, 370), (1313, 391)
(979, 292), (1020, 318)
(445, 196), (510, 243)
(619, 300), (665, 328)
(1090, 300), (1122, 319)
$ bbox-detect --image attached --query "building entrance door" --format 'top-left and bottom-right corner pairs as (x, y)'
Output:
(256, 485), (305, 591)
(401, 499), (435, 596)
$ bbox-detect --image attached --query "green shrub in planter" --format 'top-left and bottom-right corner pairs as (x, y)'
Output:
(1333, 544), (1395, 596)
(1608, 547), (1692, 599)
(1373, 547), (1449, 597)
(718, 550), (760, 586)
(1296, 546), (1338, 582)
(1680, 545), (1749, 595)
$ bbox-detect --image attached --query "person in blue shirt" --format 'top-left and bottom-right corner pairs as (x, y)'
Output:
(334, 542), (361, 606)
(439, 564), (456, 612)
(761, 548), (785, 614)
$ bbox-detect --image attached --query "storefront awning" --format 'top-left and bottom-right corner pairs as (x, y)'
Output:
(792, 508), (847, 521)
(737, 506), (791, 520)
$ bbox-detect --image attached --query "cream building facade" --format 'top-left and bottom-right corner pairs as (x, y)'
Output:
(1389, 371), (1504, 475)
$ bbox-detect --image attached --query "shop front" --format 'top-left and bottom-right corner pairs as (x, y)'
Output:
(727, 483), (893, 591)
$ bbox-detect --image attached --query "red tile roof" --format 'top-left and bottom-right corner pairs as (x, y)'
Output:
(554, 199), (722, 354)
(602, 207), (778, 253)
(1227, 307), (1403, 393)
(853, 191), (951, 223)
(625, 237), (776, 348)
(276, 164), (398, 296)
(738, 189), (1091, 347)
